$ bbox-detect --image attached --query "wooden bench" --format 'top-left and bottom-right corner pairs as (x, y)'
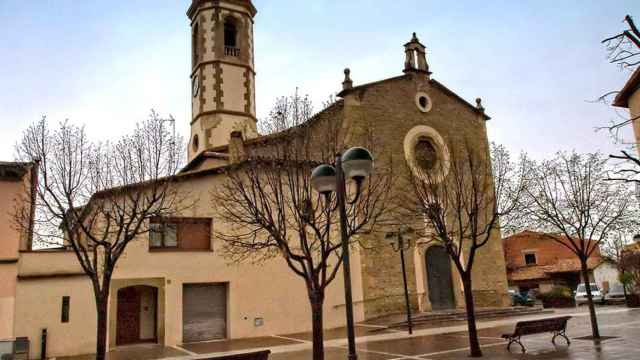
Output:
(501, 316), (571, 353)
(203, 350), (271, 360)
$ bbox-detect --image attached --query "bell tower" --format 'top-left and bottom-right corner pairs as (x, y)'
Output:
(187, 0), (258, 160)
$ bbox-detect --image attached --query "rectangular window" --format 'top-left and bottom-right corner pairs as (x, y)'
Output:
(149, 217), (211, 251)
(61, 296), (70, 323)
(524, 253), (537, 265)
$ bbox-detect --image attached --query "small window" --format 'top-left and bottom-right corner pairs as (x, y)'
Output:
(224, 19), (237, 48)
(524, 253), (537, 265)
(61, 296), (70, 323)
(415, 92), (432, 112)
(192, 134), (199, 152)
(150, 217), (211, 251)
(192, 23), (200, 67)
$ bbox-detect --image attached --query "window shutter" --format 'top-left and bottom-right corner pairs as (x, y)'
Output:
(179, 219), (211, 250)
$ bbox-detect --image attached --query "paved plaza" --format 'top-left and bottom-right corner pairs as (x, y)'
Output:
(59, 306), (640, 359)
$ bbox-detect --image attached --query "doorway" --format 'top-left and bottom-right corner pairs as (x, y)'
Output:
(116, 285), (158, 345)
(426, 246), (455, 311)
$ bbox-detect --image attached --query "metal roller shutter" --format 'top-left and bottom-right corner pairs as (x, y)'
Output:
(182, 283), (227, 343)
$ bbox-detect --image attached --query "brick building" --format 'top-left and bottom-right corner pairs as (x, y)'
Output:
(503, 231), (604, 293)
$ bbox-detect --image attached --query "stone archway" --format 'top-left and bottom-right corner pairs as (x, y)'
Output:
(425, 246), (455, 311)
(116, 285), (158, 345)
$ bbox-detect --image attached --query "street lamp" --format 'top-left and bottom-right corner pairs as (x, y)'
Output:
(311, 147), (374, 360)
(385, 226), (414, 335)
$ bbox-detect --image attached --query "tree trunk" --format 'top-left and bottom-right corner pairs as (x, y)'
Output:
(309, 290), (325, 360)
(95, 297), (109, 360)
(462, 275), (482, 357)
(580, 259), (600, 339)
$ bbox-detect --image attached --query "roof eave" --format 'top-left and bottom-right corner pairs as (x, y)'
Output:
(612, 67), (640, 108)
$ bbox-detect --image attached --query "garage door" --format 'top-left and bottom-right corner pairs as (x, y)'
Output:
(182, 283), (227, 343)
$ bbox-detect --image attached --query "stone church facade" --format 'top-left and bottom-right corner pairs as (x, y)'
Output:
(1, 0), (510, 357)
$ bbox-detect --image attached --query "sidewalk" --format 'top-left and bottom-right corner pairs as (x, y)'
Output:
(175, 306), (636, 359)
(58, 306), (638, 360)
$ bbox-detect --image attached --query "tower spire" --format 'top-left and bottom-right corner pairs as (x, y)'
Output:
(403, 32), (431, 76)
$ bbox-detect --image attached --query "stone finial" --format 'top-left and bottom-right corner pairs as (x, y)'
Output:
(476, 98), (485, 112)
(342, 68), (353, 91)
(411, 32), (419, 43)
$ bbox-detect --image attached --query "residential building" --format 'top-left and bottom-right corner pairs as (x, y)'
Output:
(612, 67), (640, 155)
(0, 162), (36, 341)
(502, 230), (605, 293)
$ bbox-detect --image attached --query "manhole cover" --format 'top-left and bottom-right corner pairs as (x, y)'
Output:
(573, 335), (618, 341)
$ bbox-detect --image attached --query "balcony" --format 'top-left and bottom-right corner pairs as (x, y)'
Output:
(225, 46), (240, 57)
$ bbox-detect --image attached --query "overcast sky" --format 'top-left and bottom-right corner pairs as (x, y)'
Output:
(1, 0), (639, 161)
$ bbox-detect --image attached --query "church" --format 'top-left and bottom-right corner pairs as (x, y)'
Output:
(1, 0), (510, 358)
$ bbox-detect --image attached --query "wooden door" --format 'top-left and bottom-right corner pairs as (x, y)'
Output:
(183, 283), (227, 343)
(426, 246), (455, 311)
(116, 287), (141, 345)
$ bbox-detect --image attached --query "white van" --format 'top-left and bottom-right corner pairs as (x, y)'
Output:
(575, 283), (603, 305)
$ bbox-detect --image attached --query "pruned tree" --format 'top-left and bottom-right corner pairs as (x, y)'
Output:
(523, 151), (632, 340)
(406, 140), (527, 357)
(14, 113), (185, 360)
(212, 94), (393, 360)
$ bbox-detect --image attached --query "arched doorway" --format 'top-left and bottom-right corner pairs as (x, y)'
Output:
(425, 246), (455, 311)
(116, 285), (158, 345)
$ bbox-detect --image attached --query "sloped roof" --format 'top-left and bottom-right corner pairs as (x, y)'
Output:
(507, 258), (602, 282)
(613, 67), (640, 108)
(337, 74), (491, 120)
(180, 100), (344, 173)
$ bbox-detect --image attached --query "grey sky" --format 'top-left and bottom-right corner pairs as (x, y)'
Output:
(1, 0), (639, 160)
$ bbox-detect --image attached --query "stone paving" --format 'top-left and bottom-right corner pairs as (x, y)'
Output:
(58, 306), (640, 359)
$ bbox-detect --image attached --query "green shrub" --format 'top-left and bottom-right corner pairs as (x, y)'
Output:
(538, 286), (575, 308)
(539, 286), (572, 300)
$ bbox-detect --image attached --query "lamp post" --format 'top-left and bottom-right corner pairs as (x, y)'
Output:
(386, 226), (413, 335)
(311, 147), (374, 360)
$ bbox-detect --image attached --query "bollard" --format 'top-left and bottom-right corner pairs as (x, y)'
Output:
(40, 329), (47, 360)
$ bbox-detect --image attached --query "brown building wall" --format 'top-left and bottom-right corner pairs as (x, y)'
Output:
(502, 231), (602, 270)
(340, 72), (510, 318)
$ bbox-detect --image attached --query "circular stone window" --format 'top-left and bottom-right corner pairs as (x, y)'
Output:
(192, 134), (199, 152)
(404, 125), (449, 182)
(414, 137), (439, 171)
(415, 92), (432, 113)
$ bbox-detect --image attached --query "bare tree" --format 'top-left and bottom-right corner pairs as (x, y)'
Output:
(14, 113), (184, 360)
(258, 88), (314, 135)
(603, 15), (640, 71)
(212, 95), (392, 360)
(597, 15), (640, 141)
(406, 140), (526, 357)
(523, 151), (632, 339)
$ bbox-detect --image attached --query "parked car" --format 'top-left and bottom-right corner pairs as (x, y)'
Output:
(509, 289), (535, 306)
(604, 283), (626, 304)
(575, 283), (604, 305)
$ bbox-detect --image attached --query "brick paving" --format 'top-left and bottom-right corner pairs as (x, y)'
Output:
(59, 306), (640, 359)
